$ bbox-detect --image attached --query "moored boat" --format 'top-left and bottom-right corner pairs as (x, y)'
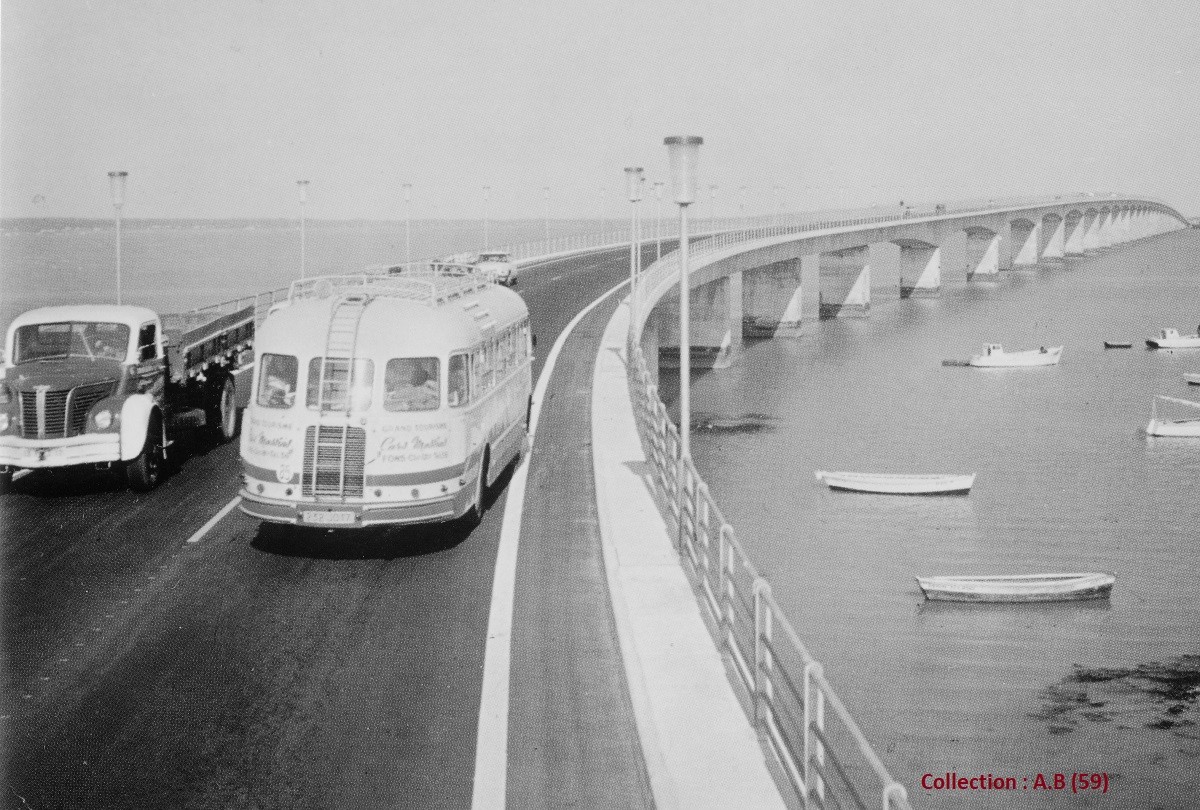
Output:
(1145, 327), (1200, 349)
(968, 344), (1063, 367)
(915, 573), (1116, 603)
(814, 470), (975, 495)
(1103, 340), (1133, 349)
(1185, 373), (1200, 386)
(1146, 395), (1200, 437)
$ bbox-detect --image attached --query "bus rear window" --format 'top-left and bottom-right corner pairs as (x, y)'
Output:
(257, 354), (298, 408)
(384, 358), (440, 412)
(307, 358), (374, 411)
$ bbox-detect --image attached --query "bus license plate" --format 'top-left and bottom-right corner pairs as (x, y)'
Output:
(302, 510), (355, 525)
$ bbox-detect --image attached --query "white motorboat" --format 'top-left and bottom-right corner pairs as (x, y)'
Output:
(915, 573), (1116, 603)
(814, 470), (975, 495)
(1145, 328), (1200, 349)
(968, 344), (1063, 367)
(1146, 395), (1200, 437)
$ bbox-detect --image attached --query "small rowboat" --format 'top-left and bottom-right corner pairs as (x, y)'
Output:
(1184, 373), (1200, 386)
(1146, 395), (1200, 437)
(1146, 328), (1200, 349)
(1103, 340), (1133, 349)
(915, 573), (1116, 603)
(968, 344), (1063, 367)
(814, 470), (975, 495)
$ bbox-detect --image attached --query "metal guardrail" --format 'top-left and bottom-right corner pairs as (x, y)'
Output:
(626, 348), (912, 810)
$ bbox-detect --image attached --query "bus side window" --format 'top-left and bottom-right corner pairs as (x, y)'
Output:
(258, 353), (298, 408)
(449, 353), (470, 407)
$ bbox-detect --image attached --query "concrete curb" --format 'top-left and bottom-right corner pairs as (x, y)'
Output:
(590, 297), (786, 810)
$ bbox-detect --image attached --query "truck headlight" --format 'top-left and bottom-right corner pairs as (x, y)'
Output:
(94, 410), (113, 430)
(0, 413), (8, 432)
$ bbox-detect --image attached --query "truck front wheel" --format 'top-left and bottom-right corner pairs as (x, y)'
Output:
(127, 414), (165, 492)
(208, 375), (238, 443)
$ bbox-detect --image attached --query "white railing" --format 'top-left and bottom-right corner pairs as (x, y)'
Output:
(626, 347), (912, 810)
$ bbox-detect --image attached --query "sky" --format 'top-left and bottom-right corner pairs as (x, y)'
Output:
(2, 0), (1197, 220)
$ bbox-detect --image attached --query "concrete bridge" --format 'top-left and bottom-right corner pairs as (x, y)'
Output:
(635, 196), (1190, 371)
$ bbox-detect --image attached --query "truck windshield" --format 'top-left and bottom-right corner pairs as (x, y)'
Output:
(13, 322), (130, 363)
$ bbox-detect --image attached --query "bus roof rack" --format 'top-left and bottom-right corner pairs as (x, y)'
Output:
(288, 271), (492, 307)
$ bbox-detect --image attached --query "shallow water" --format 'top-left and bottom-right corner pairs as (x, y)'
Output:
(681, 229), (1200, 807)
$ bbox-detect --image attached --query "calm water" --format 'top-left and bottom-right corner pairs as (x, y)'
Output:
(0, 217), (615, 329)
(685, 229), (1200, 807)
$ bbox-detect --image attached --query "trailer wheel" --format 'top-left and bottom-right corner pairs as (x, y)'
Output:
(208, 375), (238, 443)
(0, 470), (12, 494)
(127, 413), (165, 492)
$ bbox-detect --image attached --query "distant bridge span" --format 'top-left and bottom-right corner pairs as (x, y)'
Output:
(633, 195), (1191, 365)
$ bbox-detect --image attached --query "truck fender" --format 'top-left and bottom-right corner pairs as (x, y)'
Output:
(120, 394), (159, 460)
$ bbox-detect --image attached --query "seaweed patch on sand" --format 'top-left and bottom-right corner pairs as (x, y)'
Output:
(1032, 655), (1200, 736)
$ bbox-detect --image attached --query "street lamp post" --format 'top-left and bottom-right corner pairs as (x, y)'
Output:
(665, 136), (701, 542)
(709, 184), (718, 232)
(297, 180), (310, 279)
(624, 166), (644, 319)
(403, 183), (412, 268)
(543, 186), (551, 242)
(107, 171), (128, 305)
(740, 185), (749, 230)
(483, 185), (491, 249)
(653, 181), (664, 261)
(772, 184), (783, 227)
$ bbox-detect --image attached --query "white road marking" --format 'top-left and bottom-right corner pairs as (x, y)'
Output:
(470, 275), (630, 810)
(185, 495), (242, 544)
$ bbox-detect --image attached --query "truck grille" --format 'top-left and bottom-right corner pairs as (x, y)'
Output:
(19, 383), (115, 439)
(302, 425), (366, 498)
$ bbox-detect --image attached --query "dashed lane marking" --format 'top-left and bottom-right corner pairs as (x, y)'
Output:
(185, 495), (243, 544)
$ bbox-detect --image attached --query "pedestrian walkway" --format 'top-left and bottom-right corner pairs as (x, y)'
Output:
(589, 297), (785, 809)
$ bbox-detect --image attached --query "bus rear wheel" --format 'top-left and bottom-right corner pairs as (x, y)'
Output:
(465, 448), (489, 527)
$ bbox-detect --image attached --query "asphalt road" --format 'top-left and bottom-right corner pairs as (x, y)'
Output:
(1, 243), (670, 810)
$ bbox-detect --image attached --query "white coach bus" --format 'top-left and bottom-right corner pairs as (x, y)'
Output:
(239, 269), (532, 528)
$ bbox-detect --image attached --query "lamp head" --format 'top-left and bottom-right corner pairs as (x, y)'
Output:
(108, 171), (128, 207)
(664, 136), (702, 205)
(624, 166), (644, 202)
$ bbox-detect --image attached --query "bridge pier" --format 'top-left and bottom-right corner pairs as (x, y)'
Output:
(1041, 215), (1066, 263)
(742, 259), (804, 337)
(1064, 214), (1088, 256)
(818, 246), (870, 318)
(964, 228), (1002, 279)
(657, 275), (741, 369)
(898, 242), (941, 297)
(1010, 219), (1040, 269)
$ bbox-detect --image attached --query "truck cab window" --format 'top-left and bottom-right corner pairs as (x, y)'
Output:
(137, 323), (157, 362)
(258, 353), (298, 408)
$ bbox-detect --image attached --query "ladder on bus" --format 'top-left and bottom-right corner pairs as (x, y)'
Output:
(316, 292), (369, 413)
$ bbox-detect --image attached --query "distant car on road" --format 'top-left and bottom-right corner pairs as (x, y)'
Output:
(473, 252), (516, 286)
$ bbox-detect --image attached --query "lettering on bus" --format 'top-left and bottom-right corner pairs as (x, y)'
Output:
(371, 422), (452, 465)
(244, 414), (299, 461)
